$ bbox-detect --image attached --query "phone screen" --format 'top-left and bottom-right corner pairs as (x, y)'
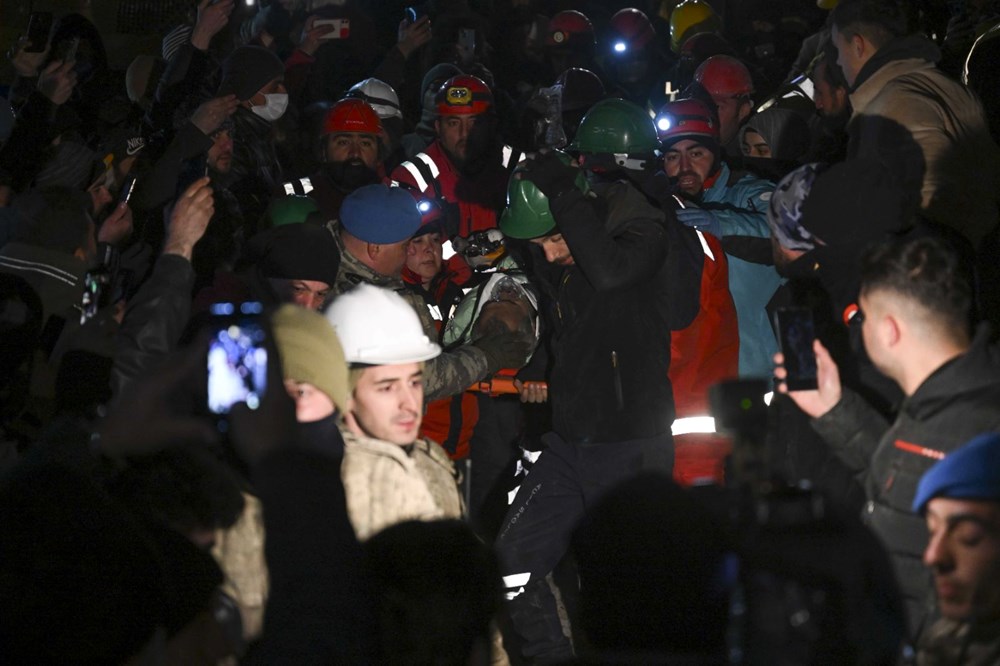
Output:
(774, 307), (818, 391)
(207, 302), (268, 414)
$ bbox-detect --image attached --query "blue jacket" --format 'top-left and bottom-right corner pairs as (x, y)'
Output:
(701, 163), (782, 377)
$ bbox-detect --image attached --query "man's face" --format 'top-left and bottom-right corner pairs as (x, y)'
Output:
(351, 362), (424, 445)
(269, 278), (332, 311)
(325, 132), (379, 169)
(741, 130), (771, 158)
(530, 233), (574, 266)
(923, 497), (1000, 621)
(812, 62), (848, 118)
(832, 25), (864, 89)
(711, 93), (751, 146)
(373, 238), (411, 278)
(436, 114), (480, 165)
(284, 379), (335, 422)
(664, 139), (716, 196)
(207, 129), (234, 175)
(406, 232), (443, 282)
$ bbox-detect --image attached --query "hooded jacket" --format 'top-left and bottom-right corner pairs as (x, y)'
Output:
(848, 34), (1000, 248)
(810, 326), (1000, 639)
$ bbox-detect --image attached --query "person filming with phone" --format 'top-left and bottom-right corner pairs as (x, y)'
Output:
(774, 235), (1000, 647)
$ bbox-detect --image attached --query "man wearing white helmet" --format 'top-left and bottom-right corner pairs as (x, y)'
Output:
(326, 283), (463, 542)
(346, 77), (406, 171)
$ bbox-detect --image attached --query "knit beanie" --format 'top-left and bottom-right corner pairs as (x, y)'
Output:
(271, 303), (351, 412)
(218, 45), (284, 101)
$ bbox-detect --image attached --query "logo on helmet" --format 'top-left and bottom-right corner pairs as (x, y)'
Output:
(447, 87), (472, 105)
(552, 31), (565, 43)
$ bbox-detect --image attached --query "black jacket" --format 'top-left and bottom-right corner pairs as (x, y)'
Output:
(532, 180), (674, 443)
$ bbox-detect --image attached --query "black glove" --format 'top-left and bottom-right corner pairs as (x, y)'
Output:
(521, 151), (581, 201)
(471, 329), (534, 375)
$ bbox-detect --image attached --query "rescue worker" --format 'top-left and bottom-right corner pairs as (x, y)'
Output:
(603, 8), (674, 114)
(330, 183), (530, 402)
(345, 77), (407, 172)
(544, 10), (602, 84)
(495, 127), (676, 659)
(390, 75), (521, 241)
(656, 97), (781, 378)
(282, 98), (383, 221)
(692, 54), (756, 155)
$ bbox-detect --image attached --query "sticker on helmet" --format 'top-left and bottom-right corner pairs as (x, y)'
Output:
(553, 31), (565, 43)
(447, 86), (472, 105)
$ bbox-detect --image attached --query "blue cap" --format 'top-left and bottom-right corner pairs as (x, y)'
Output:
(913, 432), (1000, 514)
(340, 184), (423, 244)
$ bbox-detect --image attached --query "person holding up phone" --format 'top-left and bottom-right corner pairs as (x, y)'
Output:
(774, 235), (1000, 649)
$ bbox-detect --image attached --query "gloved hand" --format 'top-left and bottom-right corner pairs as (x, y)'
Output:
(520, 151), (581, 201)
(676, 207), (723, 238)
(471, 329), (534, 375)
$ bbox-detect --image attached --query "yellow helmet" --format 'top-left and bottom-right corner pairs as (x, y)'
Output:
(817, 0), (840, 9)
(669, 0), (721, 53)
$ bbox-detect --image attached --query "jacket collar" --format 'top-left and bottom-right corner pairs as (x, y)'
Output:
(850, 33), (941, 96)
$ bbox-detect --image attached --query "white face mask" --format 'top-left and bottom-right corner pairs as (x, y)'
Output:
(251, 93), (289, 122)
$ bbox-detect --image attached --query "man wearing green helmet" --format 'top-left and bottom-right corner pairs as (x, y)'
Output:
(494, 98), (678, 662)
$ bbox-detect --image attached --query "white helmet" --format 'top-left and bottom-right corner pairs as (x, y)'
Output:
(326, 284), (440, 364)
(347, 78), (403, 120)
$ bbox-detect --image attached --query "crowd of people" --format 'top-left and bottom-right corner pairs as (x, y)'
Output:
(1, 0), (1000, 662)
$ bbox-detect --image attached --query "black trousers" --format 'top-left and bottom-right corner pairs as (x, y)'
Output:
(495, 431), (674, 663)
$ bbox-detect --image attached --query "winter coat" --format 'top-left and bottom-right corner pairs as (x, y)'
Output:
(340, 430), (463, 541)
(702, 163), (783, 378)
(534, 180), (674, 443)
(810, 327), (1000, 639)
(848, 34), (1000, 249)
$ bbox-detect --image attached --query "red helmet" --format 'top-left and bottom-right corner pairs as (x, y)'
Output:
(545, 10), (596, 49)
(609, 8), (656, 54)
(322, 98), (382, 136)
(655, 97), (719, 146)
(435, 75), (494, 116)
(402, 187), (444, 232)
(694, 55), (754, 99)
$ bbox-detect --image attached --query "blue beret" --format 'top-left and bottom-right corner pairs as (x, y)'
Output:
(340, 184), (423, 244)
(913, 432), (1000, 514)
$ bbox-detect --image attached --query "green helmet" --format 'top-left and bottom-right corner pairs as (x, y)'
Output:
(500, 151), (587, 240)
(569, 98), (660, 156)
(266, 195), (319, 227)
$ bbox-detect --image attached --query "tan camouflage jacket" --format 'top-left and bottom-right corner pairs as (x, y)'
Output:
(340, 429), (464, 541)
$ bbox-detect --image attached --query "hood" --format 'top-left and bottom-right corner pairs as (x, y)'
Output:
(903, 325), (1000, 420)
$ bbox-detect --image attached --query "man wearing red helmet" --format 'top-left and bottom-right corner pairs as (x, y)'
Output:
(281, 97), (384, 222)
(693, 55), (755, 154)
(390, 75), (522, 241)
(605, 8), (675, 114)
(544, 10), (603, 83)
(656, 97), (782, 377)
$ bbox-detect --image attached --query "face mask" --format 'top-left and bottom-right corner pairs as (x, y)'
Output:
(251, 93), (289, 122)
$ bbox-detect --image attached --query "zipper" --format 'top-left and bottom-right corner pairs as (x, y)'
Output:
(611, 350), (624, 411)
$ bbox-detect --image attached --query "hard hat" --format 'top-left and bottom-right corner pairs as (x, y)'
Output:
(402, 188), (445, 235)
(694, 55), (754, 99)
(569, 98), (660, 155)
(545, 10), (596, 49)
(346, 78), (402, 120)
(435, 75), (494, 116)
(816, 0), (839, 9)
(655, 97), (720, 146)
(555, 67), (606, 112)
(609, 8), (656, 55)
(669, 0), (721, 53)
(322, 98), (382, 136)
(326, 283), (441, 365)
(500, 151), (586, 239)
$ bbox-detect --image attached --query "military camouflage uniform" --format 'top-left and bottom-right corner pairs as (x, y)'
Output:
(327, 222), (490, 401)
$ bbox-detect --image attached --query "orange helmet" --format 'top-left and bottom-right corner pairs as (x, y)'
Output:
(322, 98), (382, 136)
(435, 75), (494, 116)
(546, 10), (596, 49)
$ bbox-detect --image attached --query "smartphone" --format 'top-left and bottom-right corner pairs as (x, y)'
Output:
(24, 12), (54, 53)
(315, 18), (350, 39)
(206, 302), (268, 415)
(119, 174), (138, 205)
(774, 307), (818, 391)
(458, 27), (476, 53)
(80, 268), (112, 325)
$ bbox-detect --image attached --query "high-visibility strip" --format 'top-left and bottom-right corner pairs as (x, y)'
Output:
(671, 416), (716, 436)
(414, 152), (440, 179)
(507, 485), (521, 505)
(299, 177), (314, 194)
(388, 179), (401, 187)
(894, 440), (946, 461)
(426, 303), (443, 321)
(400, 161), (429, 191)
(523, 450), (542, 464)
(442, 240), (456, 260)
(502, 572), (530, 600)
(501, 145), (525, 168)
(695, 230), (715, 261)
(283, 182), (296, 196)
(764, 391), (774, 406)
